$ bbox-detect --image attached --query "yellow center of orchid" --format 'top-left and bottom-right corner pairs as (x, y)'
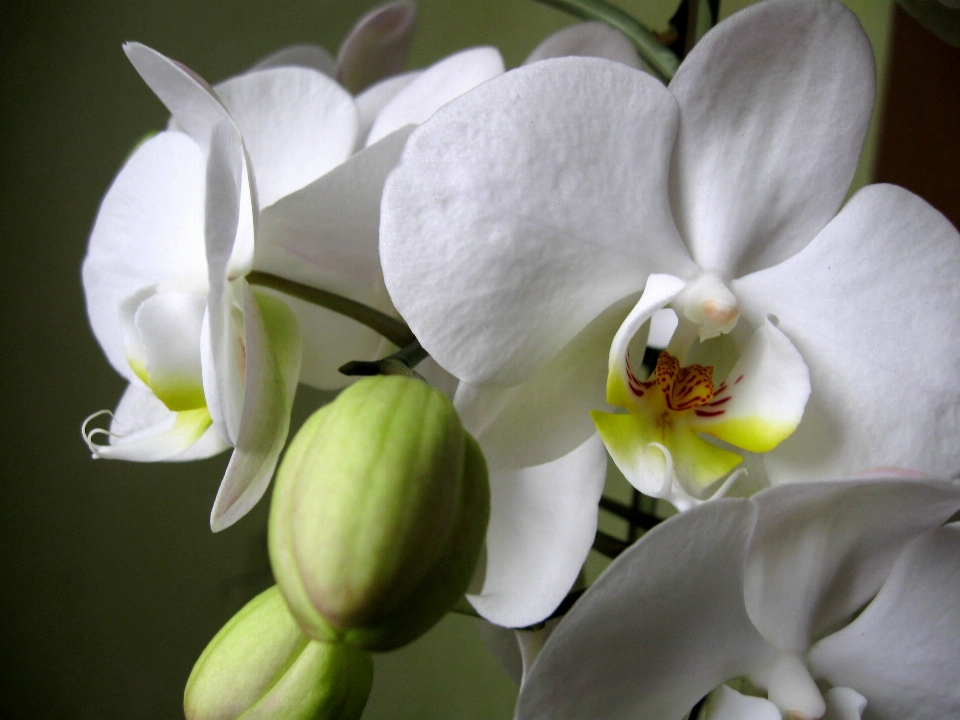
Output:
(592, 349), (745, 508)
(633, 351), (715, 413)
(592, 275), (811, 509)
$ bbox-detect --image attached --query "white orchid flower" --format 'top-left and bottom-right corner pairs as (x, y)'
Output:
(515, 477), (960, 720)
(379, 0), (960, 622)
(82, 8), (505, 530)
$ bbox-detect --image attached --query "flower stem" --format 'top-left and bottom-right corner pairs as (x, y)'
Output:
(246, 270), (416, 348)
(531, 0), (680, 81)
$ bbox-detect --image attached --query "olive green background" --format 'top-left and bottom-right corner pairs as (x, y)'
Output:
(0, 1), (890, 718)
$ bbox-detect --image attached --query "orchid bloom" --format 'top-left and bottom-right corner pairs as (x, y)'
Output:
(82, 4), (506, 530)
(379, 0), (960, 622)
(515, 477), (960, 720)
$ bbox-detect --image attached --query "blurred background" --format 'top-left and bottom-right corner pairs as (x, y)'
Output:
(0, 1), (956, 718)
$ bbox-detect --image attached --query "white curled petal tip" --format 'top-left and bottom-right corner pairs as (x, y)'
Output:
(81, 385), (221, 462)
(81, 409), (116, 458)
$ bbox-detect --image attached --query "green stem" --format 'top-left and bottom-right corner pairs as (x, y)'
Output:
(532, 0), (680, 81)
(247, 270), (416, 349)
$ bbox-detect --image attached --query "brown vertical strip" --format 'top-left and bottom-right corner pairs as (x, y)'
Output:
(875, 5), (960, 228)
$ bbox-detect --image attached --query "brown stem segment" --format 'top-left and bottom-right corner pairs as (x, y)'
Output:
(339, 340), (429, 379)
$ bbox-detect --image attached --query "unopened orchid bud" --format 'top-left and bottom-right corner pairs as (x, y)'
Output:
(269, 376), (489, 651)
(184, 585), (373, 720)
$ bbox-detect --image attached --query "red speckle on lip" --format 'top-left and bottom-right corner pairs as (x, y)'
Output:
(705, 396), (732, 407)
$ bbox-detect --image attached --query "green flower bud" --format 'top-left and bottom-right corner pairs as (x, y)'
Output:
(269, 375), (489, 651)
(184, 585), (373, 720)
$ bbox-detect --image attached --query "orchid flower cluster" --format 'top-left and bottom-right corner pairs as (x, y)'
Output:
(80, 0), (960, 718)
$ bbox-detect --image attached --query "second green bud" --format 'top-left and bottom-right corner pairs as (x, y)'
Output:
(269, 376), (489, 651)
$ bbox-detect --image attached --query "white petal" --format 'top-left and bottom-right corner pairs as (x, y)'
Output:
(83, 132), (207, 381)
(335, 0), (417, 94)
(745, 479), (960, 653)
(123, 43), (229, 152)
(125, 46), (261, 278)
(210, 287), (301, 531)
(524, 22), (642, 69)
(733, 184), (960, 482)
(204, 122), (246, 443)
(648, 308), (679, 348)
(517, 499), (772, 720)
(381, 57), (694, 387)
(706, 685), (781, 720)
(134, 290), (207, 411)
(254, 127), (413, 388)
(365, 46), (505, 146)
(83, 384), (226, 462)
(823, 688), (867, 720)
(355, 71), (418, 143)
(467, 434), (607, 628)
(808, 525), (960, 720)
(255, 126), (411, 301)
(134, 290), (207, 410)
(455, 297), (630, 472)
(668, 0), (875, 276)
(214, 67), (360, 207)
(691, 319), (810, 454)
(250, 44), (336, 76)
